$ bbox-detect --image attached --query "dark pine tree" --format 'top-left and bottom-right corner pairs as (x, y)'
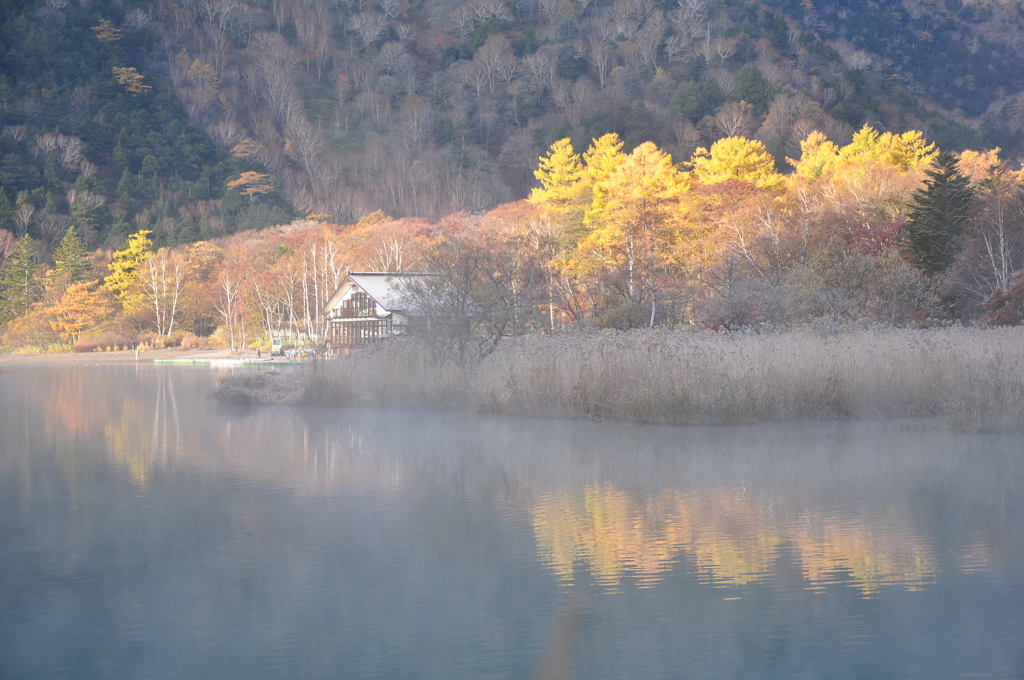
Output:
(0, 235), (42, 321)
(50, 225), (90, 286)
(903, 152), (974, 276)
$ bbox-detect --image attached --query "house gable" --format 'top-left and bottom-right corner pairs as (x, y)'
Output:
(322, 272), (435, 353)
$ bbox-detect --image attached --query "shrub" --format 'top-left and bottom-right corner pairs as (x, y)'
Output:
(982, 271), (1024, 326)
(135, 331), (189, 350)
(1, 308), (61, 350)
(74, 330), (136, 353)
(180, 332), (208, 349)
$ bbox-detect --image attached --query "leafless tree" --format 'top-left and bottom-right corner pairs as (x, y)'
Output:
(713, 35), (736, 66)
(34, 132), (59, 159)
(124, 7), (151, 31)
(698, 22), (713, 64)
(78, 160), (97, 179)
(3, 125), (26, 141)
(36, 212), (69, 248)
(757, 59), (791, 89)
(945, 169), (1024, 313)
(578, 38), (606, 85)
(475, 35), (512, 93)
(635, 11), (665, 68)
(538, 0), (560, 25)
(711, 68), (735, 96)
(70, 86), (97, 114)
(524, 48), (557, 91)
(604, 0), (629, 28)
(11, 204), (36, 237)
(0, 229), (15, 262)
(141, 249), (185, 336)
(206, 120), (247, 150)
(376, 41), (405, 74)
(286, 116), (326, 178)
(449, 5), (475, 40)
(250, 32), (301, 123)
(823, 117), (854, 145)
(715, 100), (755, 137)
(470, 0), (512, 24)
(664, 35), (691, 62)
(349, 10), (387, 47)
(595, 15), (617, 42)
(460, 60), (488, 100)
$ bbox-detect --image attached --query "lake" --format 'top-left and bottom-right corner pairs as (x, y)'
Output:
(1, 363), (1022, 679)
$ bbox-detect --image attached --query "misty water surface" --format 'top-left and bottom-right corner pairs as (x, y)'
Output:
(1, 363), (1022, 679)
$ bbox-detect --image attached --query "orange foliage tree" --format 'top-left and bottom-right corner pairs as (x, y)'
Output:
(48, 280), (108, 343)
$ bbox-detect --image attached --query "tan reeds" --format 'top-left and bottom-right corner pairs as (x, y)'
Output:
(216, 326), (1024, 429)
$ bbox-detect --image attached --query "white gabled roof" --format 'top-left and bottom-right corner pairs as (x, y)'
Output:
(322, 272), (434, 317)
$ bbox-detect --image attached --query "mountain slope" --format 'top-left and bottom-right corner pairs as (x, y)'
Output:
(4, 0), (1024, 246)
(0, 0), (294, 252)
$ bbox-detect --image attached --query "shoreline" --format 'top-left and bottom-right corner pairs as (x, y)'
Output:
(0, 347), (258, 365)
(213, 327), (1024, 430)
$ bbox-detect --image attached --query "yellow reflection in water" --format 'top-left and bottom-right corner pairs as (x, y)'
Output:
(100, 372), (183, 489)
(532, 485), (689, 587)
(532, 482), (936, 596)
(47, 370), (107, 440)
(678, 490), (783, 587)
(792, 511), (936, 594)
(105, 399), (150, 488)
(957, 541), (994, 575)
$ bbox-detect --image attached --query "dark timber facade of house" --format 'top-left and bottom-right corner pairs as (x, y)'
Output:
(321, 272), (429, 354)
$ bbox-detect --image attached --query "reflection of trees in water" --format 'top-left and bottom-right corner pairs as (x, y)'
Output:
(48, 369), (107, 439)
(791, 507), (936, 594)
(27, 372), (986, 595)
(103, 370), (182, 488)
(531, 482), (937, 595)
(106, 400), (150, 487)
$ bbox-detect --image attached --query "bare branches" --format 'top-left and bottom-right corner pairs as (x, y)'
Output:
(349, 10), (387, 46)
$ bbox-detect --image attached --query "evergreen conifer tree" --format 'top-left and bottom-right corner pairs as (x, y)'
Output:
(0, 235), (41, 321)
(51, 225), (90, 286)
(903, 151), (974, 276)
(0, 189), (12, 230)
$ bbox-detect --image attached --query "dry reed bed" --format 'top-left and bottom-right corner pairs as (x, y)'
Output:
(217, 327), (1024, 429)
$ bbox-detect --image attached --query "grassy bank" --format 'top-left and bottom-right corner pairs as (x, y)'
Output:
(214, 326), (1024, 429)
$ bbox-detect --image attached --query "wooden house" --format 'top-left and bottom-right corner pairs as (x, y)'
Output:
(321, 272), (431, 354)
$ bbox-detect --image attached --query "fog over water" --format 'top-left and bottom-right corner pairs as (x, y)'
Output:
(1, 364), (1023, 679)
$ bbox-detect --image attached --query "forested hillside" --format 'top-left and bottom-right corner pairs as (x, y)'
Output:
(6, 0), (1024, 241)
(0, 0), (295, 256)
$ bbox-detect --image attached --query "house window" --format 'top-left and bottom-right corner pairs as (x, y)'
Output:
(330, 317), (391, 348)
(340, 291), (375, 318)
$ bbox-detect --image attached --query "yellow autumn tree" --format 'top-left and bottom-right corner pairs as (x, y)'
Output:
(230, 139), (263, 160)
(92, 19), (121, 42)
(689, 137), (784, 190)
(532, 137), (605, 327)
(582, 132), (627, 225)
(957, 147), (1003, 185)
(577, 142), (688, 327)
(803, 127), (933, 226)
(530, 138), (585, 218)
(104, 229), (152, 314)
(227, 171), (274, 200)
(112, 67), (151, 94)
(839, 125), (937, 172)
(787, 131), (841, 180)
